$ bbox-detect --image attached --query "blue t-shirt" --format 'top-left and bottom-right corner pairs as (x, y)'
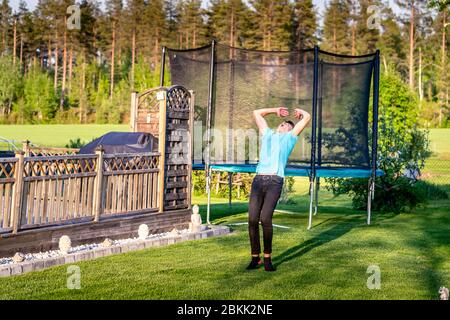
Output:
(256, 127), (298, 178)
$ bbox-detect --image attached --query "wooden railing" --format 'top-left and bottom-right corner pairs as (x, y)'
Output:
(0, 158), (18, 231)
(0, 85), (194, 236)
(22, 140), (80, 157)
(102, 152), (160, 216)
(0, 149), (161, 234)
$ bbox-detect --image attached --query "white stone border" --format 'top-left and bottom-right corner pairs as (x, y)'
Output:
(0, 225), (230, 277)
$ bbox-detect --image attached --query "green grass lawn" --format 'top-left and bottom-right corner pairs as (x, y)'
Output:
(0, 126), (448, 299)
(421, 129), (450, 185)
(0, 177), (448, 300)
(0, 124), (129, 148)
(428, 129), (450, 155)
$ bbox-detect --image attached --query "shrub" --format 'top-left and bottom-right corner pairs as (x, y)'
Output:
(192, 170), (296, 203)
(65, 138), (87, 149)
(279, 177), (296, 204)
(192, 170), (253, 200)
(326, 72), (431, 214)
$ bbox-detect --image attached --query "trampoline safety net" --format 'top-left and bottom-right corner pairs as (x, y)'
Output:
(167, 43), (377, 169)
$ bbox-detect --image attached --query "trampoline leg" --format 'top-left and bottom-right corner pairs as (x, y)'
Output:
(308, 177), (315, 230)
(314, 177), (320, 216)
(367, 179), (374, 225)
(228, 172), (232, 208)
(206, 168), (212, 225)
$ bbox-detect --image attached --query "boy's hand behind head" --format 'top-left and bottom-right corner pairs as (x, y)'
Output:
(294, 108), (311, 121)
(276, 107), (289, 117)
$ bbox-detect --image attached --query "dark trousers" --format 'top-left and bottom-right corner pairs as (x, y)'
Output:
(248, 174), (284, 255)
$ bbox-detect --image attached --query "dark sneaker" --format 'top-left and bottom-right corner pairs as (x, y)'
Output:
(264, 257), (276, 272)
(246, 257), (262, 270)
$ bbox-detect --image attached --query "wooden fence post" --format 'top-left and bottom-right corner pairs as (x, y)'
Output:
(11, 151), (25, 234)
(188, 90), (195, 210)
(130, 91), (138, 132)
(22, 140), (30, 157)
(93, 146), (104, 222)
(158, 90), (167, 213)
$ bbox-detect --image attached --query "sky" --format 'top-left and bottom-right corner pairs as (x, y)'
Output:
(10, 0), (401, 21)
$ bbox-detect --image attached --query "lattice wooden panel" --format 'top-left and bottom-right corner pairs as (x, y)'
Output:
(24, 155), (97, 178)
(0, 159), (17, 230)
(164, 86), (192, 211)
(102, 153), (161, 215)
(27, 147), (79, 157)
(136, 89), (160, 137)
(21, 155), (98, 227)
(103, 153), (159, 173)
(0, 159), (16, 181)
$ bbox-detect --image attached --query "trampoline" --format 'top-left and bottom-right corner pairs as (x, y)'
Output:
(162, 41), (382, 229)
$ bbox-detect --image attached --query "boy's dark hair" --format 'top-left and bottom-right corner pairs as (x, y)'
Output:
(284, 120), (295, 129)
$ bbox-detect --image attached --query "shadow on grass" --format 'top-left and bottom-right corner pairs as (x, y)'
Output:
(197, 201), (249, 222)
(410, 199), (450, 297)
(197, 192), (357, 224)
(273, 213), (396, 269)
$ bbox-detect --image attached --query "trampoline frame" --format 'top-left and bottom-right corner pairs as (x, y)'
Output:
(162, 41), (381, 230)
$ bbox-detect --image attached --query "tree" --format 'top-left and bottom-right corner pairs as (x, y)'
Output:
(208, 0), (253, 48)
(23, 65), (58, 123)
(250, 0), (293, 50)
(292, 0), (317, 50)
(0, 0), (11, 54)
(105, 0), (124, 99)
(395, 0), (431, 90)
(378, 5), (407, 75)
(177, 0), (207, 49)
(327, 72), (431, 213)
(164, 0), (179, 47)
(16, 0), (35, 68)
(322, 0), (352, 54)
(0, 54), (20, 116)
(352, 0), (381, 54)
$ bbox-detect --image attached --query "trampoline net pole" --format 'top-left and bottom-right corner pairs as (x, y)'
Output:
(207, 167), (212, 224)
(314, 58), (323, 217)
(160, 46), (166, 87)
(308, 46), (320, 229)
(205, 40), (216, 225)
(228, 173), (232, 208)
(308, 178), (315, 230)
(314, 177), (320, 216)
(368, 50), (380, 225)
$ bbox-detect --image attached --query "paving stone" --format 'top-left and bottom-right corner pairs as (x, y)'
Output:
(181, 234), (190, 241)
(43, 258), (58, 269)
(0, 266), (11, 277)
(0, 225), (233, 277)
(143, 240), (154, 249)
(21, 262), (34, 274)
(32, 260), (45, 272)
(100, 247), (113, 256)
(111, 246), (122, 254)
(72, 252), (84, 262)
(121, 244), (132, 253)
(65, 255), (76, 264)
(9, 264), (22, 275)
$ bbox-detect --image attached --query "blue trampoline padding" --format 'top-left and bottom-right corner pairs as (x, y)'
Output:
(194, 163), (384, 178)
(193, 163), (205, 170)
